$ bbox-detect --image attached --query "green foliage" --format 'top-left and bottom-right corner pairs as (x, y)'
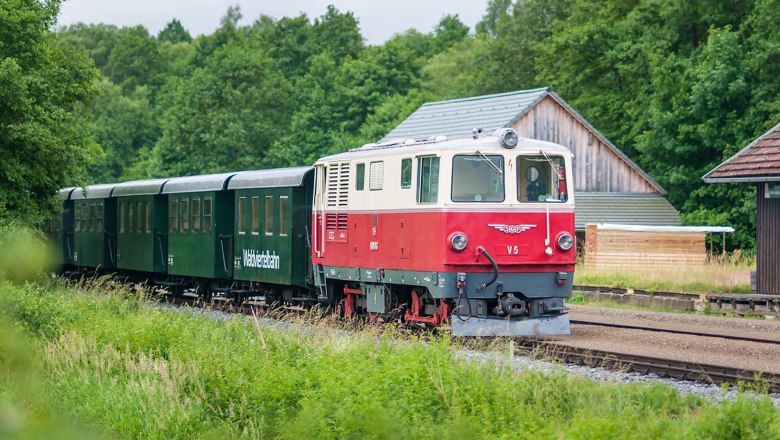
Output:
(157, 19), (191, 44)
(0, 0), (101, 224)
(1, 281), (779, 438)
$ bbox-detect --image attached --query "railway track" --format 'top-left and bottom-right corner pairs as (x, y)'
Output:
(160, 293), (780, 394)
(519, 342), (780, 394)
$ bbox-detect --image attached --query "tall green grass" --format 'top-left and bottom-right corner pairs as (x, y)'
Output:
(0, 279), (778, 439)
(574, 252), (755, 294)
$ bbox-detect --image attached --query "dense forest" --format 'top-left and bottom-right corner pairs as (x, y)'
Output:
(3, 0), (780, 249)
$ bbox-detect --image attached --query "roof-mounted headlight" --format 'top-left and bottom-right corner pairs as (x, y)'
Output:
(493, 128), (519, 149)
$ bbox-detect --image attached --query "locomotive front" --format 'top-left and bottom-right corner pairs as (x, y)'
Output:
(312, 128), (575, 336)
(438, 129), (574, 336)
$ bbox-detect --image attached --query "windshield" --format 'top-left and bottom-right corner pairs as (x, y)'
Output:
(451, 154), (505, 202)
(517, 154), (567, 202)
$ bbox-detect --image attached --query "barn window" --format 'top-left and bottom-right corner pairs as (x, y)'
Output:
(169, 199), (178, 233)
(451, 154), (504, 203)
(416, 156), (439, 204)
(355, 163), (365, 191)
(517, 154), (567, 203)
(401, 158), (412, 189)
(180, 200), (188, 233)
(369, 161), (384, 191)
(251, 196), (260, 235)
(203, 197), (212, 234)
(279, 196), (288, 236)
(191, 198), (200, 233)
(265, 196), (274, 236)
(238, 197), (246, 234)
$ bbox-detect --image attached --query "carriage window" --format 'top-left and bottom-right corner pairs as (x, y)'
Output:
(180, 200), (189, 233)
(136, 201), (143, 233)
(251, 197), (260, 235)
(191, 198), (200, 233)
(83, 205), (90, 231)
(203, 197), (212, 234)
(119, 202), (125, 233)
(146, 202), (151, 233)
(89, 204), (96, 231)
(97, 203), (104, 231)
(356, 163), (365, 191)
(128, 202), (134, 233)
(238, 197), (246, 234)
(169, 199), (178, 233)
(401, 158), (412, 189)
(75, 204), (81, 231)
(279, 196), (288, 236)
(265, 196), (274, 235)
(517, 154), (567, 203)
(451, 154), (504, 203)
(369, 161), (384, 190)
(416, 156), (440, 204)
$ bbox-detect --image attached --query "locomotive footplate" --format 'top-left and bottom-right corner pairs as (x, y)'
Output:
(450, 313), (570, 337)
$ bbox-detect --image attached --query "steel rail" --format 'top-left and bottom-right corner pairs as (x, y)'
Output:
(569, 319), (780, 346)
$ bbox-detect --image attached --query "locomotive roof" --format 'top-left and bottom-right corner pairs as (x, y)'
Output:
(228, 167), (313, 190)
(72, 183), (117, 199)
(112, 178), (170, 196)
(162, 172), (238, 194)
(57, 187), (77, 200)
(317, 135), (570, 163)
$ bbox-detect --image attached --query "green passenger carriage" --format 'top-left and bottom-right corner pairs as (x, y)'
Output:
(227, 167), (314, 300)
(45, 187), (76, 269)
(113, 179), (169, 275)
(162, 173), (236, 284)
(72, 184), (117, 271)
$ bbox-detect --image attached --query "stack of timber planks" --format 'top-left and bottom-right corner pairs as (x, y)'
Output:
(584, 223), (707, 270)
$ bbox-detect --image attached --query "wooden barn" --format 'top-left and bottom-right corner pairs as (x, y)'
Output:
(704, 121), (780, 295)
(383, 88), (681, 232)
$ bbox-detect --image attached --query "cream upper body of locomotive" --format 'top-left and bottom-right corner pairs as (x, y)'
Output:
(313, 130), (574, 213)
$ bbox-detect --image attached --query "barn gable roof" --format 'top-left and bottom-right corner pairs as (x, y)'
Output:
(703, 121), (780, 183)
(575, 193), (681, 230)
(382, 88), (665, 194)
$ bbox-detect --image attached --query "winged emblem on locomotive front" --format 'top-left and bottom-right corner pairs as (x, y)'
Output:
(488, 224), (538, 234)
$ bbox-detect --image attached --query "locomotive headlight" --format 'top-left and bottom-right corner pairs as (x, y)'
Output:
(493, 128), (519, 149)
(450, 232), (468, 251)
(557, 232), (574, 251)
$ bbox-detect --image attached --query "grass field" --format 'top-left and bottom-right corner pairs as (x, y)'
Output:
(0, 278), (778, 439)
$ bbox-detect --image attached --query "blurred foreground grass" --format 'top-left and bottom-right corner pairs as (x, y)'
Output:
(0, 279), (777, 439)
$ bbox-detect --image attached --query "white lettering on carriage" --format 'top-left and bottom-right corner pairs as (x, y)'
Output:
(242, 249), (280, 270)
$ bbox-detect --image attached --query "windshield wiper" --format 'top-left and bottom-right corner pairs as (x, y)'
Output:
(476, 151), (503, 175)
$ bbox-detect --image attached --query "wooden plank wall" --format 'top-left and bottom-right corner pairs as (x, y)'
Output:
(757, 185), (780, 294)
(511, 96), (657, 193)
(584, 224), (707, 271)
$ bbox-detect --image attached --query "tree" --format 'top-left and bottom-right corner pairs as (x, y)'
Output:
(104, 25), (165, 93)
(0, 0), (101, 223)
(157, 19), (191, 44)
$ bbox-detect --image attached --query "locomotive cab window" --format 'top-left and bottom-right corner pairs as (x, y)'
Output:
(417, 156), (440, 204)
(369, 161), (384, 191)
(517, 154), (567, 203)
(451, 154), (504, 202)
